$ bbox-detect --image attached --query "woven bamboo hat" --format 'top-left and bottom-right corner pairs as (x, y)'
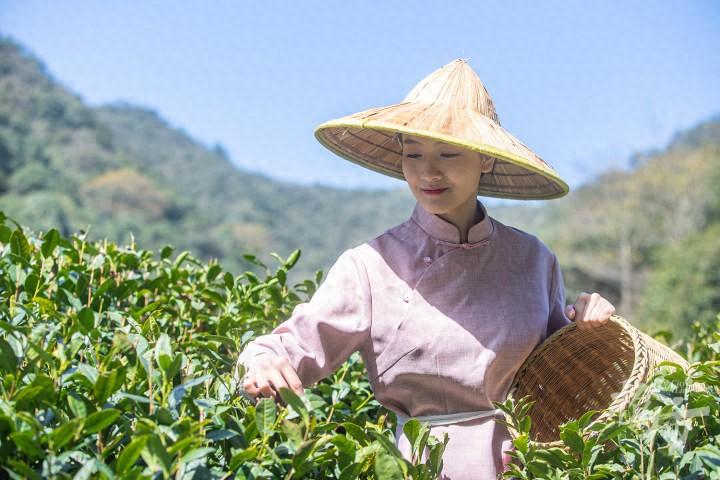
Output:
(314, 59), (569, 200)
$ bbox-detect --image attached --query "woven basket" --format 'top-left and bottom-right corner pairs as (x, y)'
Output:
(505, 315), (695, 447)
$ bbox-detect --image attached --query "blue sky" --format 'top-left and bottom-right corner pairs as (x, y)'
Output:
(1, 0), (719, 193)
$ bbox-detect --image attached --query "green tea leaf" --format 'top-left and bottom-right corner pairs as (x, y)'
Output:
(560, 425), (585, 455)
(279, 387), (309, 428)
(94, 370), (121, 405)
(339, 463), (363, 480)
(51, 418), (84, 450)
(376, 430), (412, 475)
(169, 374), (212, 410)
(15, 381), (51, 411)
(206, 429), (239, 442)
(23, 273), (40, 296)
(578, 409), (601, 429)
(255, 397), (277, 436)
(0, 223), (11, 243)
(207, 264), (222, 282)
(76, 363), (99, 386)
(141, 434), (172, 476)
(31, 296), (56, 314)
(533, 448), (571, 469)
(41, 229), (61, 257)
(223, 271), (234, 290)
(330, 432), (356, 459)
(341, 422), (369, 444)
(173, 251), (190, 269)
(0, 338), (18, 372)
(11, 431), (44, 458)
(229, 447), (259, 470)
(597, 421), (627, 444)
(116, 435), (149, 474)
(4, 458), (44, 480)
(9, 228), (32, 259)
(582, 441), (603, 470)
(160, 245), (174, 259)
(293, 438), (319, 471)
(84, 408), (121, 434)
(286, 249), (301, 269)
(179, 447), (215, 464)
(374, 449), (404, 480)
(155, 333), (173, 372)
(77, 307), (95, 334)
(67, 392), (90, 418)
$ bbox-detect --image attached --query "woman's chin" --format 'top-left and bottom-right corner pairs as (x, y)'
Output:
(415, 198), (452, 215)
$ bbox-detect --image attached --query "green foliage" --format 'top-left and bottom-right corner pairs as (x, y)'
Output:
(495, 315), (720, 479)
(640, 224), (720, 339)
(2, 207), (717, 478)
(0, 212), (448, 478)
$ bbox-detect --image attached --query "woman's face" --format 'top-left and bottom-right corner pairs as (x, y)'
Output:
(400, 134), (492, 219)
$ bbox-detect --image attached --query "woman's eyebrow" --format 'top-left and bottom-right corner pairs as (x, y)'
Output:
(403, 139), (460, 149)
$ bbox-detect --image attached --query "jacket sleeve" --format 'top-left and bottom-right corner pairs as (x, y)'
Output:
(236, 248), (372, 388)
(546, 253), (572, 339)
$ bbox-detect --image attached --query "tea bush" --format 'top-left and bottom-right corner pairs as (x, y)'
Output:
(1, 209), (718, 479)
(0, 211), (447, 479)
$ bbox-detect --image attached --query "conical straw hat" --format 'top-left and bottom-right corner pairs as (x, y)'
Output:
(314, 59), (569, 200)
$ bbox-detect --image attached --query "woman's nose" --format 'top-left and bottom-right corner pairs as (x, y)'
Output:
(420, 160), (443, 180)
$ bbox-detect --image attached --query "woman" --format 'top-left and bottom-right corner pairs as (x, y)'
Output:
(236, 59), (615, 479)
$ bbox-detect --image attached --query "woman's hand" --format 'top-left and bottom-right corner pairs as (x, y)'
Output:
(565, 292), (616, 330)
(240, 354), (305, 403)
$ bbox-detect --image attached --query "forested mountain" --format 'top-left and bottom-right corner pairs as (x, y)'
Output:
(498, 115), (720, 336)
(1, 35), (718, 337)
(0, 36), (415, 281)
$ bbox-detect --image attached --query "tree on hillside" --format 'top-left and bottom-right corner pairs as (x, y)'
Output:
(553, 143), (720, 319)
(640, 223), (720, 337)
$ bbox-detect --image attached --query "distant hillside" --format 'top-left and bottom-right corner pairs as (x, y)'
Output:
(494, 117), (720, 333)
(0, 36), (415, 281)
(1, 35), (719, 336)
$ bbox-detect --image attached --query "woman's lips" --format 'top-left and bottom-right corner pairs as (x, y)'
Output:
(421, 188), (448, 196)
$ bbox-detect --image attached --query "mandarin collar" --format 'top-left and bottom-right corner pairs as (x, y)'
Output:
(411, 199), (495, 247)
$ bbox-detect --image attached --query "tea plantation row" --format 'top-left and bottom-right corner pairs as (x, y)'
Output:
(0, 211), (718, 479)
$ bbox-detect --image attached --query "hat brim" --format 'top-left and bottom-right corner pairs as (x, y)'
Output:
(315, 107), (570, 200)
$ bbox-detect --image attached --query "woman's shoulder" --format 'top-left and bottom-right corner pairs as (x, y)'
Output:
(362, 216), (417, 249)
(339, 218), (418, 268)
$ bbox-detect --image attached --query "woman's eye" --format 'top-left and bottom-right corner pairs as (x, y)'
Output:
(440, 153), (460, 158)
(405, 153), (421, 159)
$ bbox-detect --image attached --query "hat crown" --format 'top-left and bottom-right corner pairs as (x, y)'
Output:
(314, 58), (570, 199)
(402, 59), (500, 125)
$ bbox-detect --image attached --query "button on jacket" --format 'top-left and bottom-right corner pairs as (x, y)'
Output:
(237, 199), (571, 479)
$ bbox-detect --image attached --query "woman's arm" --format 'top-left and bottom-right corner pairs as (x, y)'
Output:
(236, 248), (372, 402)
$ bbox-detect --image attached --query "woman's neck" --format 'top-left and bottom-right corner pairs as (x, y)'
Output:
(438, 198), (484, 243)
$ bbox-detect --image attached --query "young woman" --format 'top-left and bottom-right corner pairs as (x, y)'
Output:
(236, 60), (615, 479)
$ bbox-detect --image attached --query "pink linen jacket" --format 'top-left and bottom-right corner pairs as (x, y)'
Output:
(237, 199), (571, 479)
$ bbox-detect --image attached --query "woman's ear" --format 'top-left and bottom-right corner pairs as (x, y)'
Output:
(479, 154), (495, 173)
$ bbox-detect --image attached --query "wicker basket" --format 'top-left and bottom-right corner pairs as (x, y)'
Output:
(505, 314), (695, 447)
